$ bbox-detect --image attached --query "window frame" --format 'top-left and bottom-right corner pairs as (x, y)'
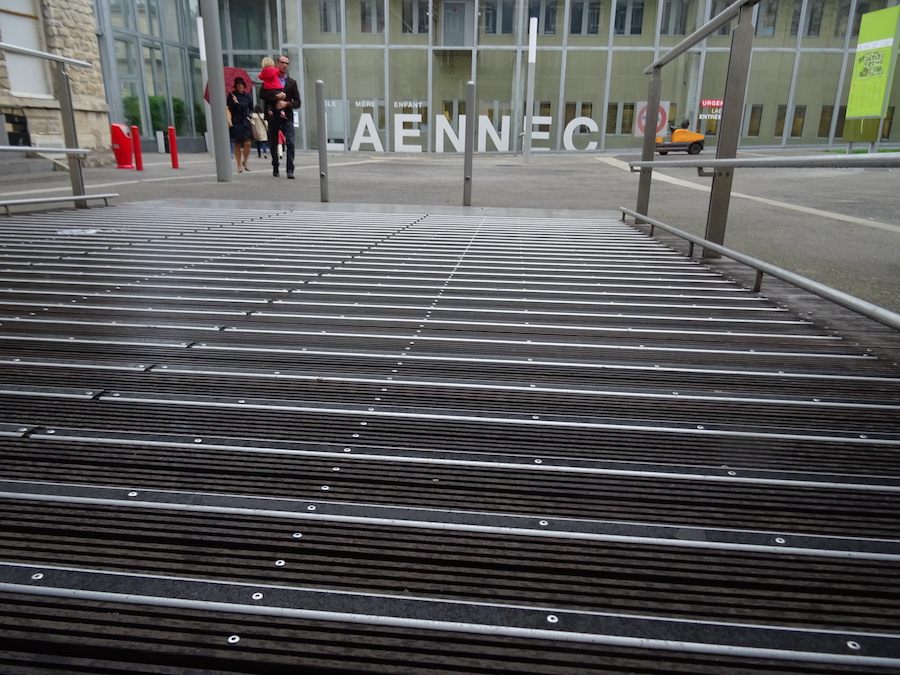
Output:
(614, 0), (644, 36)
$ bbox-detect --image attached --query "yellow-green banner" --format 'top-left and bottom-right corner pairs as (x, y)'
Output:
(846, 6), (900, 120)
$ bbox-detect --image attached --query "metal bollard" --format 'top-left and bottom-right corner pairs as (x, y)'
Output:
(316, 80), (329, 203)
(463, 80), (474, 206)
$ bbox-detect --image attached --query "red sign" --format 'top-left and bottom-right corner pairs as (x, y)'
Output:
(635, 103), (669, 135)
(701, 99), (724, 107)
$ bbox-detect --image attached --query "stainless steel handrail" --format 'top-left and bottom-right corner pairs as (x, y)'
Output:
(619, 206), (900, 331)
(630, 153), (900, 170)
(0, 42), (92, 68)
(0, 41), (95, 207)
(643, 0), (758, 74)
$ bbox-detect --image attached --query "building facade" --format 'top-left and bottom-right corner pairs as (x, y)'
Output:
(2, 0), (898, 155)
(271, 0), (899, 152)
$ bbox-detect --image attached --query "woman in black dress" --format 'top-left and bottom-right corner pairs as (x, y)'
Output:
(227, 77), (253, 173)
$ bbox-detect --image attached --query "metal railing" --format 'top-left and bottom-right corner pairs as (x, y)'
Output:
(0, 42), (117, 211)
(636, 0), (759, 253)
(619, 206), (900, 331)
(630, 153), (900, 171)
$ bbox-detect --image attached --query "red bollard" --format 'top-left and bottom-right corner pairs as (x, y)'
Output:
(131, 126), (143, 171)
(167, 126), (179, 169)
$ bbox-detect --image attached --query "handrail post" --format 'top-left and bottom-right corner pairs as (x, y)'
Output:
(54, 62), (86, 208)
(635, 66), (662, 222)
(703, 0), (755, 256)
(463, 80), (475, 206)
(316, 80), (329, 203)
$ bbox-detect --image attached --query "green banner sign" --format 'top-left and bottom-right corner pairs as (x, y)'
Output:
(846, 6), (900, 120)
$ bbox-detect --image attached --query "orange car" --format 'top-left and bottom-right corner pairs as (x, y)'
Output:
(656, 123), (705, 155)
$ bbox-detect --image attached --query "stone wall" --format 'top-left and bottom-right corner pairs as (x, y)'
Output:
(0, 0), (112, 165)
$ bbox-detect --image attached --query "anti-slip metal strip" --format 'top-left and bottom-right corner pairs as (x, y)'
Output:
(0, 479), (897, 561)
(244, 313), (841, 342)
(2, 318), (223, 331)
(0, 335), (192, 348)
(0, 358), (149, 371)
(96, 390), (900, 445)
(259, 301), (804, 325)
(0, 301), (250, 316)
(0, 289), (270, 303)
(147, 365), (900, 410)
(289, 289), (781, 311)
(199, 336), (864, 362)
(185, 343), (897, 383)
(308, 280), (757, 300)
(22, 426), (900, 493)
(0, 564), (897, 668)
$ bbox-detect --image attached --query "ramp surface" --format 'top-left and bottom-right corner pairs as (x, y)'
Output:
(0, 204), (898, 673)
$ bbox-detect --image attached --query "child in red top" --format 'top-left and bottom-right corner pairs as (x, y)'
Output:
(258, 57), (287, 120)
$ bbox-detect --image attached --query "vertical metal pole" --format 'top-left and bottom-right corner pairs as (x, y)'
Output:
(703, 2), (754, 256)
(199, 0), (232, 181)
(635, 66), (662, 221)
(316, 80), (330, 203)
(54, 62), (86, 208)
(463, 80), (475, 206)
(523, 17), (537, 161)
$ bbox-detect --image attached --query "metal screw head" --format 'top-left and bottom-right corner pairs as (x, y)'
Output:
(252, 592), (263, 600)
(128, 491), (138, 497)
(775, 537), (787, 544)
(847, 640), (861, 650)
(292, 532), (303, 538)
(227, 635), (240, 644)
(31, 573), (44, 580)
(275, 560), (286, 567)
(539, 520), (549, 526)
(547, 615), (559, 623)
(307, 505), (317, 511)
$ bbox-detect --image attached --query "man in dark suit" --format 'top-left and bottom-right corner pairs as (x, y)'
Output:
(258, 55), (301, 179)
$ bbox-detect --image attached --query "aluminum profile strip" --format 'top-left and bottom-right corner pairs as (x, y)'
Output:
(139, 366), (900, 413)
(0, 334), (193, 347)
(21, 426), (900, 493)
(2, 317), (224, 331)
(0, 479), (898, 560)
(0, 277), (296, 293)
(0, 564), (898, 668)
(90, 389), (900, 444)
(319, 272), (736, 287)
(263, 300), (804, 326)
(289, 289), (782, 310)
(192, 340), (880, 372)
(308, 279), (759, 298)
(244, 312), (841, 342)
(0, 357), (149, 371)
(142, 358), (900, 399)
(0, 301), (250, 316)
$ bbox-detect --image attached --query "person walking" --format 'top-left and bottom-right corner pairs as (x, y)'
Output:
(227, 77), (253, 173)
(258, 55), (301, 179)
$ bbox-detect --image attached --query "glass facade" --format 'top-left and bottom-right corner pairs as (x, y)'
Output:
(95, 0), (900, 151)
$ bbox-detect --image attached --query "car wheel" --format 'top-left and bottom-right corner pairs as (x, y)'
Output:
(688, 142), (702, 155)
